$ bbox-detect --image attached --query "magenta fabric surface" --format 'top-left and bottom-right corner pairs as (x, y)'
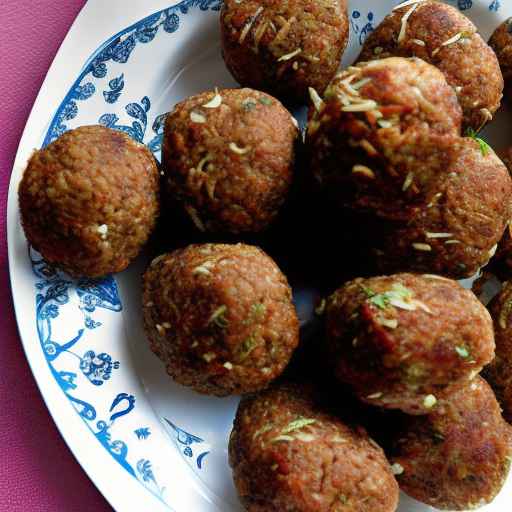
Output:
(0, 1), (112, 510)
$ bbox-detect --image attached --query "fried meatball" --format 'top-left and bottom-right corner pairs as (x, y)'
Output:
(18, 125), (159, 278)
(229, 382), (399, 512)
(325, 273), (495, 414)
(375, 137), (512, 278)
(306, 59), (512, 278)
(490, 18), (512, 98)
(220, 0), (349, 103)
(307, 57), (462, 219)
(142, 243), (299, 396)
(358, 0), (503, 131)
(388, 377), (512, 510)
(162, 88), (297, 234)
(484, 281), (512, 423)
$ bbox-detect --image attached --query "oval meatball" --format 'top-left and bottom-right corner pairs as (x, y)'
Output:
(142, 243), (299, 396)
(484, 281), (512, 423)
(18, 125), (159, 278)
(358, 0), (503, 131)
(489, 18), (512, 99)
(325, 273), (495, 414)
(220, 0), (349, 103)
(388, 377), (512, 510)
(229, 382), (399, 512)
(162, 88), (298, 234)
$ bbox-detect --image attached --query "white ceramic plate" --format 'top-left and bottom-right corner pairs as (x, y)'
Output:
(7, 1), (512, 511)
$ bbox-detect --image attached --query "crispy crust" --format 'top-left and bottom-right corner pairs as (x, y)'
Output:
(162, 88), (298, 233)
(326, 273), (495, 414)
(389, 377), (512, 510)
(229, 382), (399, 512)
(142, 243), (299, 396)
(220, 0), (349, 102)
(489, 18), (512, 99)
(18, 125), (159, 278)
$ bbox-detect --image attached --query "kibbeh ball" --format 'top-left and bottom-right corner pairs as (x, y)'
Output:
(229, 382), (399, 512)
(307, 57), (462, 219)
(489, 18), (512, 98)
(18, 125), (159, 278)
(325, 273), (495, 414)
(220, 0), (349, 103)
(142, 243), (299, 396)
(358, 0), (503, 131)
(306, 58), (512, 278)
(484, 281), (512, 423)
(162, 88), (298, 234)
(389, 377), (512, 510)
(374, 137), (512, 278)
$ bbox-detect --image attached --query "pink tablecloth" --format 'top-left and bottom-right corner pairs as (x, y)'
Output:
(0, 2), (112, 510)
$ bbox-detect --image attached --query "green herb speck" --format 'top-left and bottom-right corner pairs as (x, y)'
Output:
(282, 417), (316, 434)
(466, 128), (491, 156)
(455, 346), (470, 359)
(259, 97), (273, 106)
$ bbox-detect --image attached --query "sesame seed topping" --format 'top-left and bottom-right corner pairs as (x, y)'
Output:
(366, 392), (383, 399)
(190, 111), (206, 123)
(162, 322), (171, 329)
(224, 362), (233, 370)
(203, 352), (216, 363)
(411, 38), (426, 46)
(156, 324), (165, 335)
(423, 394), (437, 408)
(379, 318), (398, 329)
(97, 224), (108, 238)
(292, 61), (299, 70)
(412, 243), (432, 252)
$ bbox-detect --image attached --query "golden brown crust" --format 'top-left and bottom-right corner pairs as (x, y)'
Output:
(220, 0), (349, 102)
(18, 125), (160, 278)
(389, 377), (512, 510)
(358, 0), (503, 131)
(229, 382), (399, 512)
(142, 243), (299, 396)
(326, 273), (495, 414)
(162, 88), (297, 234)
(489, 18), (512, 99)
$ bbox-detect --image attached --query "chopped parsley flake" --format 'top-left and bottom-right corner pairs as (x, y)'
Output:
(239, 335), (258, 360)
(209, 305), (229, 328)
(466, 128), (491, 156)
(455, 346), (470, 359)
(259, 97), (273, 106)
(361, 283), (413, 310)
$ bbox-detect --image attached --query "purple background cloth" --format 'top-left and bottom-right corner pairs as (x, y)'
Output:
(0, 2), (111, 510)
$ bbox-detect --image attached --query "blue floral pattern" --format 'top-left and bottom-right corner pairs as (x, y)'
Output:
(351, 10), (374, 45)
(36, 1), (223, 507)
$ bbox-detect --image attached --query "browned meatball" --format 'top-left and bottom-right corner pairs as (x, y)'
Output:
(358, 0), (503, 131)
(307, 57), (462, 219)
(375, 137), (512, 278)
(162, 88), (298, 234)
(490, 18), (512, 98)
(18, 125), (159, 278)
(484, 281), (512, 423)
(229, 382), (399, 512)
(325, 274), (495, 414)
(388, 377), (512, 510)
(142, 243), (299, 396)
(220, 0), (349, 103)
(306, 58), (511, 278)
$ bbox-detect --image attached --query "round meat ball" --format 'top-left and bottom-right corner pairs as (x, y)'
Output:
(220, 0), (349, 103)
(307, 57), (462, 220)
(374, 137), (512, 278)
(489, 18), (512, 98)
(229, 382), (399, 512)
(18, 125), (159, 278)
(484, 281), (512, 423)
(162, 88), (298, 234)
(358, 0), (503, 131)
(325, 273), (495, 414)
(142, 243), (299, 396)
(388, 377), (512, 510)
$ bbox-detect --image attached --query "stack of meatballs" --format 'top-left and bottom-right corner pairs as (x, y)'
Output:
(18, 1), (512, 511)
